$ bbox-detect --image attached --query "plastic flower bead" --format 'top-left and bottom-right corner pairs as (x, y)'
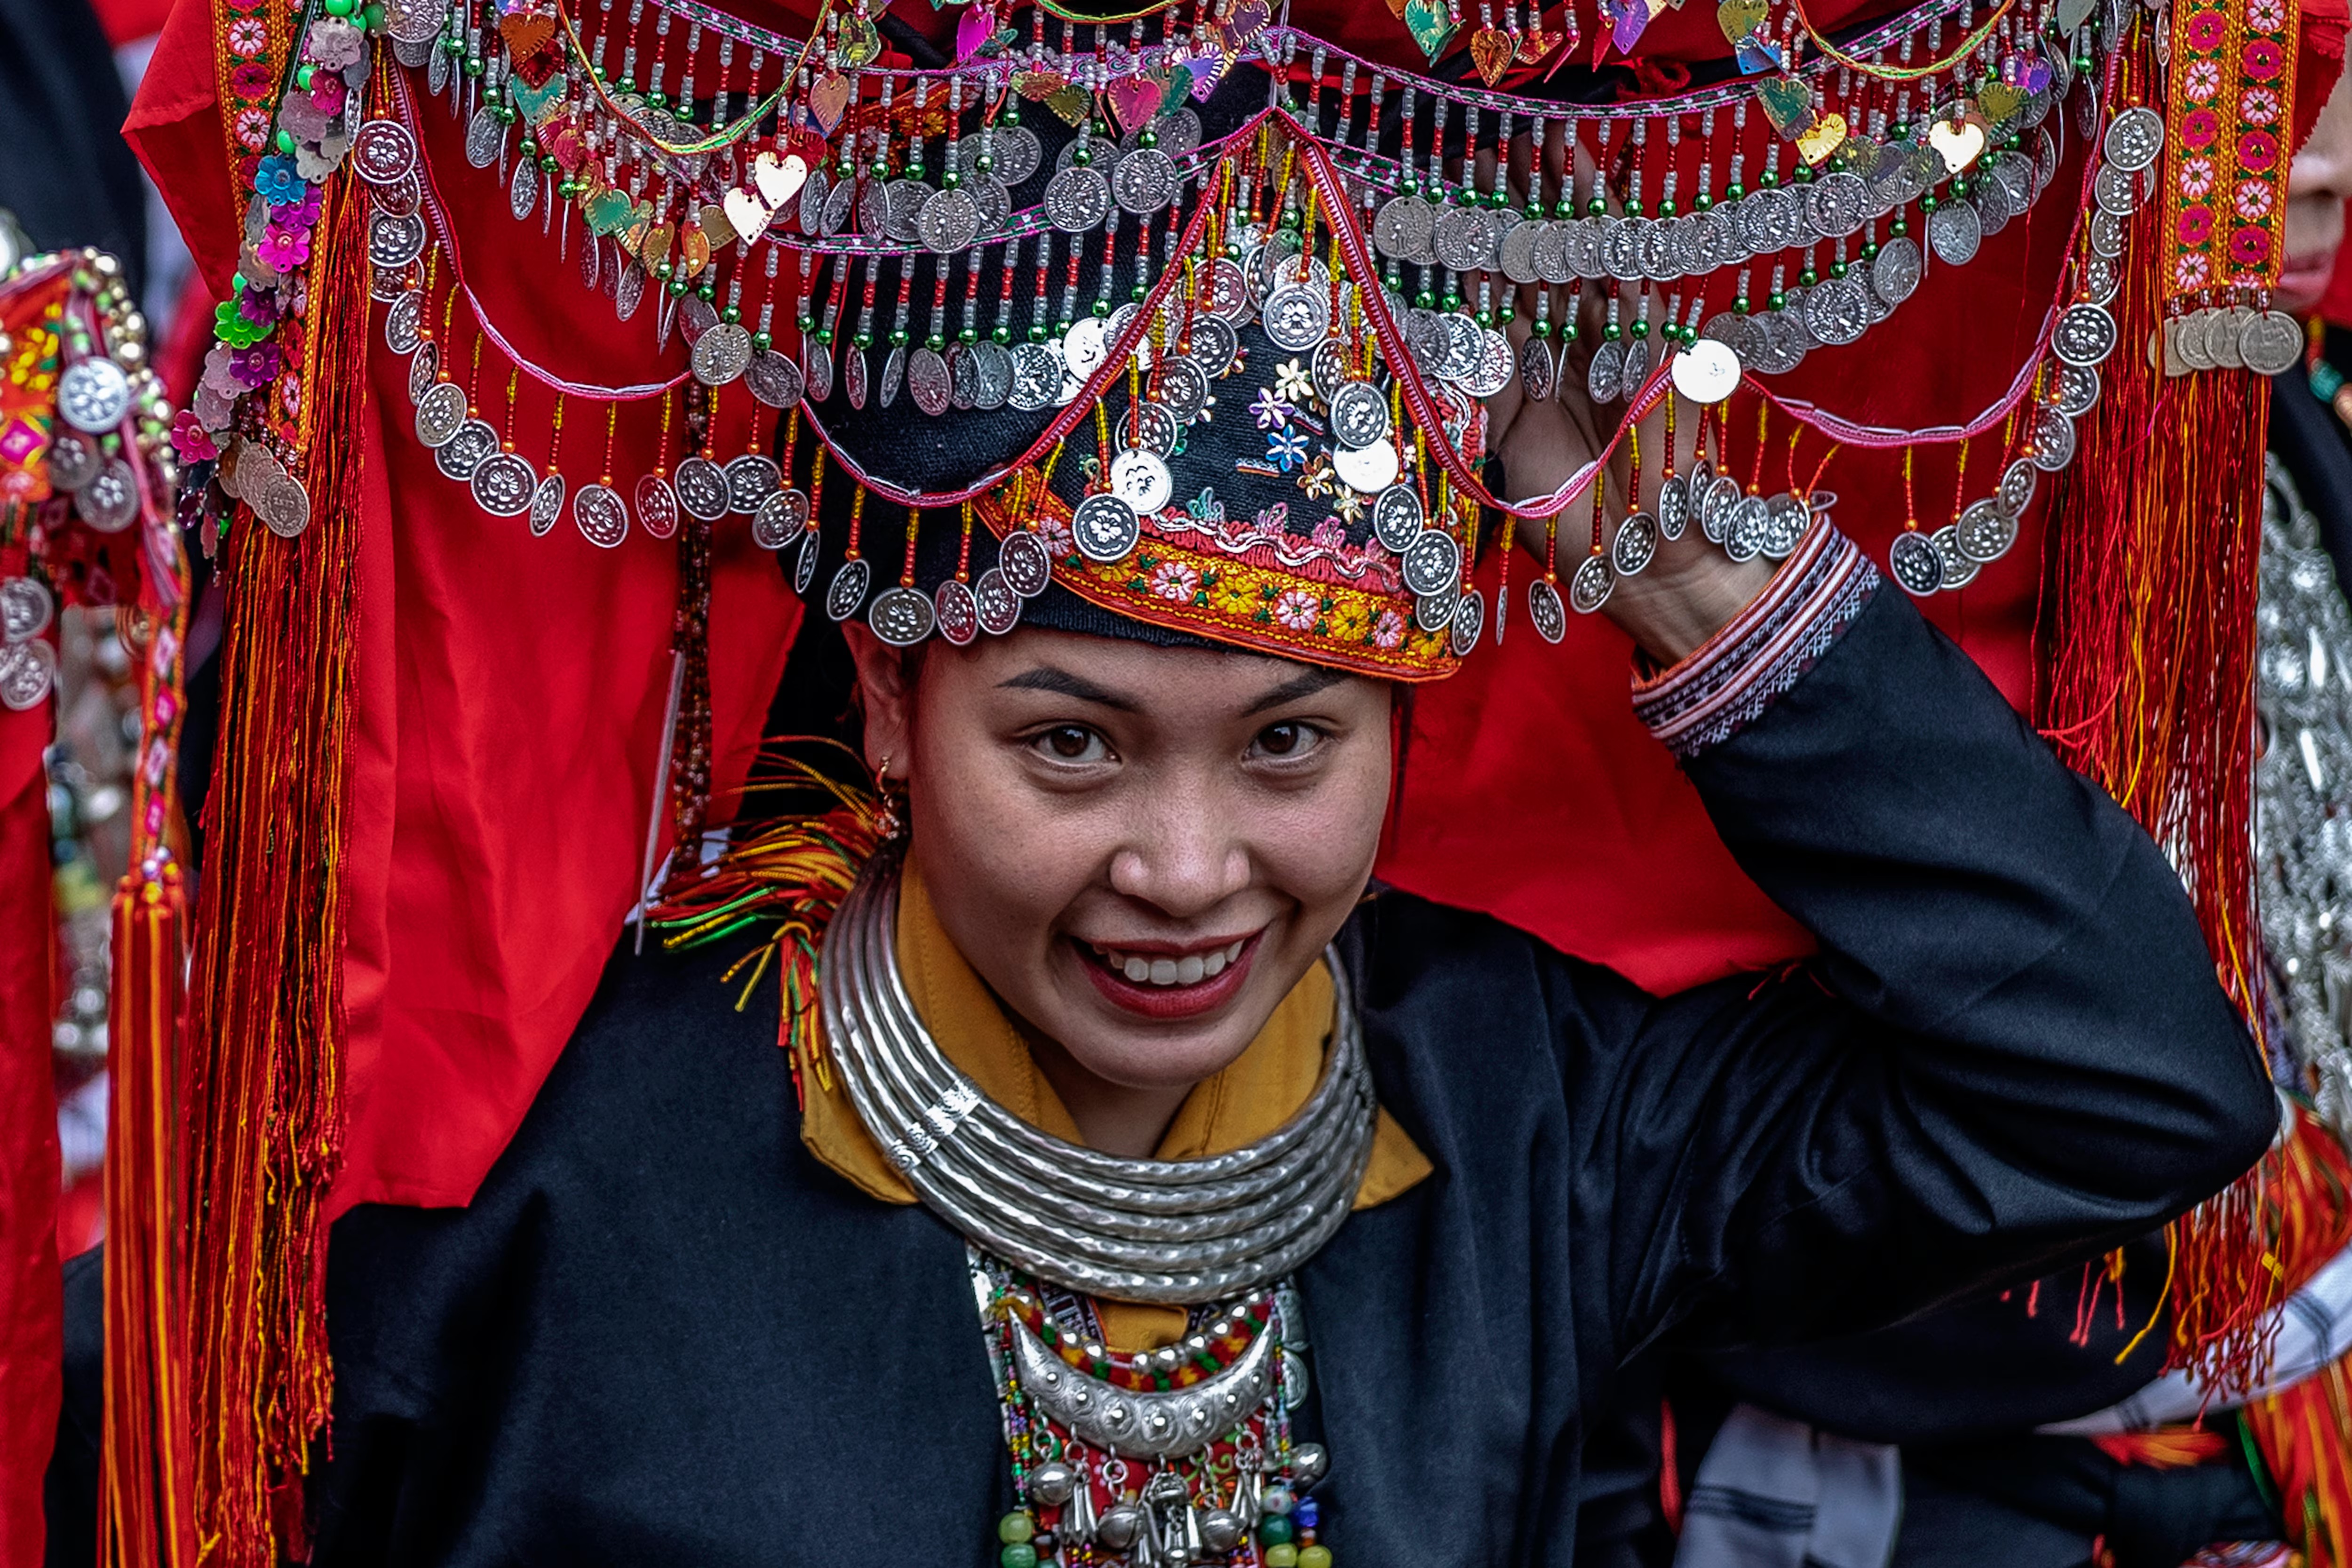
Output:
(256, 226), (311, 272)
(170, 410), (219, 462)
(309, 72), (348, 115)
(253, 155), (306, 207)
(1272, 358), (1317, 404)
(1249, 389), (1293, 430)
(1265, 429), (1310, 471)
(229, 342), (283, 390)
(281, 188), (324, 232)
(212, 298), (269, 349)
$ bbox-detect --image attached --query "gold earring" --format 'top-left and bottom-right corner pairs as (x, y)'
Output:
(874, 755), (908, 842)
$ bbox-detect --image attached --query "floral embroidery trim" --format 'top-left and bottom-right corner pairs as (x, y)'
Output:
(1632, 522), (1879, 759)
(2161, 0), (2298, 300)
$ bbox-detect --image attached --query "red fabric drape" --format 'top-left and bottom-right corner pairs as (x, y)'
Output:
(0, 691), (57, 1567)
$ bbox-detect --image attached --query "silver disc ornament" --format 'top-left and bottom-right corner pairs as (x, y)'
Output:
(2052, 303), (2117, 367)
(726, 455), (781, 515)
(574, 482), (629, 548)
(794, 529), (821, 596)
(0, 578), (54, 643)
(58, 359), (132, 434)
(1956, 498), (2018, 562)
(353, 119), (418, 184)
(825, 557), (872, 622)
(908, 347), (954, 416)
(369, 211), (428, 270)
(1111, 148), (1177, 215)
(1998, 458), (2039, 516)
(753, 486), (810, 549)
(434, 420), (498, 482)
(748, 350), (805, 409)
(415, 381), (465, 447)
(1933, 525), (1980, 590)
(2031, 405), (2077, 470)
(673, 456), (732, 523)
(464, 450), (532, 517)
(1372, 486), (1424, 554)
(75, 458), (139, 533)
(2241, 310), (2304, 376)
(1888, 529), (1946, 595)
(868, 585), (938, 647)
(920, 187), (983, 254)
(1109, 450), (1173, 516)
(1526, 576), (1567, 644)
(1872, 235), (1923, 305)
(1569, 552), (1614, 614)
(999, 530), (1055, 597)
(1657, 472), (1690, 541)
(1073, 493), (1144, 563)
(1044, 165), (1112, 233)
(2104, 105), (2165, 171)
(1519, 335), (1557, 402)
(384, 289), (424, 355)
(529, 472), (565, 537)
(1400, 530), (1462, 598)
(1450, 588), (1486, 658)
(2054, 362), (2101, 417)
(1263, 287), (1330, 353)
(1328, 382), (1390, 449)
(1757, 493), (1811, 558)
(934, 579), (981, 646)
(1928, 201), (1982, 265)
(692, 323), (754, 386)
(0, 638), (56, 712)
(1374, 195), (1437, 263)
(1611, 512), (1659, 577)
(1587, 339), (1624, 404)
(974, 568), (1023, 634)
(635, 472), (682, 540)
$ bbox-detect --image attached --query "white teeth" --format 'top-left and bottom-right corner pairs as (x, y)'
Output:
(1094, 939), (1250, 987)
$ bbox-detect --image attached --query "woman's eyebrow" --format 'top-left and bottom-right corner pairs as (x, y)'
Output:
(996, 666), (1140, 712)
(1243, 667), (1350, 715)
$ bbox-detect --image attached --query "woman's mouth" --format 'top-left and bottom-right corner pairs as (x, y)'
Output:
(1073, 934), (1259, 1019)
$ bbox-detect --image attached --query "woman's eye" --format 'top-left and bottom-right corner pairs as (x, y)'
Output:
(1252, 721), (1325, 760)
(1033, 725), (1110, 764)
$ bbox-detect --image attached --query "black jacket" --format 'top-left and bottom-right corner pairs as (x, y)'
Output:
(51, 582), (2276, 1566)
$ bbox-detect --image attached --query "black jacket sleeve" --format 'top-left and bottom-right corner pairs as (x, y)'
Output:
(1572, 581), (2275, 1359)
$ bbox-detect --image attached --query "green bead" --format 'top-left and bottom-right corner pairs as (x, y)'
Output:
(464, 56), (485, 77)
(752, 331), (772, 351)
(999, 1513), (1036, 1545)
(1130, 284), (1146, 302)
(1725, 182), (1745, 200)
(1828, 260), (1846, 279)
(322, 0), (355, 15)
(1919, 193), (1938, 212)
(1859, 241), (1878, 261)
(1259, 1516), (1296, 1547)
(275, 129), (295, 154)
(1264, 1548), (1299, 1568)
(958, 326), (977, 344)
(646, 89), (667, 107)
(1657, 198), (1677, 217)
(853, 331), (873, 349)
(1629, 319), (1649, 338)
(296, 64), (315, 88)
(1091, 299), (1111, 317)
(992, 325), (1012, 343)
(888, 327), (908, 347)
(722, 305), (740, 324)
(1299, 1550), (1333, 1568)
(1694, 190), (1714, 210)
(1533, 318), (1552, 339)
(363, 2), (385, 27)
(925, 333), (946, 350)
(815, 327), (834, 344)
(1000, 1549), (1037, 1568)
(1798, 268), (1817, 287)
(1733, 295), (1750, 314)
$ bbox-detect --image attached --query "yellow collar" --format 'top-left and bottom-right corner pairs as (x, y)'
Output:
(799, 856), (1431, 1348)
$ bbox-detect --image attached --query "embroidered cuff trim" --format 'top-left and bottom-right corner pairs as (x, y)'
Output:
(1631, 523), (1880, 761)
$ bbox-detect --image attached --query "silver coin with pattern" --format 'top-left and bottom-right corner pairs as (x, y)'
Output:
(1263, 285), (1330, 352)
(1991, 155), (2034, 216)
(2053, 302), (2117, 366)
(1601, 219), (1645, 281)
(1518, 334), (1557, 402)
(1757, 186), (1810, 252)
(1188, 315), (1240, 379)
(369, 212), (427, 270)
(384, 289), (424, 356)
(882, 179), (934, 244)
(573, 482), (628, 548)
(934, 578), (980, 646)
(1530, 223), (1572, 286)
(434, 420), (498, 482)
(390, 28), (432, 66)
(1433, 205), (1495, 272)
(355, 118), (418, 184)
(2103, 105), (2165, 171)
(747, 350), (805, 409)
(1975, 171), (2016, 237)
(1372, 485), (1424, 554)
(1619, 335), (1650, 394)
(1955, 498), (2018, 562)
(427, 36), (451, 94)
(961, 569), (1020, 642)
(793, 528), (821, 595)
(1873, 235), (1923, 306)
(464, 105), (504, 169)
(965, 340), (1015, 411)
(1499, 220), (1543, 284)
(691, 322), (754, 387)
(46, 430), (98, 492)
(1116, 402), (1180, 459)
(2078, 251), (2121, 306)
(613, 264), (646, 323)
(678, 295), (720, 347)
(989, 125), (1044, 186)
(58, 358), (131, 434)
(526, 472), (564, 537)
(725, 455), (781, 515)
(1663, 215), (1707, 279)
(382, 0), (446, 45)
(471, 451), (537, 517)
(1743, 309), (1805, 377)
(1008, 341), (1063, 412)
(1990, 462), (2035, 524)
(825, 556), (871, 622)
(1889, 529), (1945, 595)
(1054, 135), (1122, 175)
(1374, 194), (1437, 263)
(2089, 207), (2124, 258)
(1414, 589), (1457, 633)
(1462, 329), (1516, 398)
(674, 456), (731, 523)
(2033, 129), (2062, 197)
(1654, 473), (1690, 542)
(2045, 363), (2095, 424)
(1395, 529), (1461, 602)
(1568, 552), (1614, 614)
(1586, 338), (1624, 403)
(1803, 276), (1871, 346)
(634, 473), (681, 540)
(843, 342), (871, 410)
(509, 157), (539, 223)
(1870, 143), (1937, 209)
(820, 177), (859, 237)
(968, 175), (1012, 238)
(1156, 354), (1209, 424)
(74, 458), (138, 533)
(1044, 165), (1112, 233)
(1112, 148), (1177, 215)
(799, 168), (831, 236)
(907, 346), (954, 415)
(2209, 305), (2252, 370)
(2093, 162), (2141, 216)
(1612, 511), (1659, 576)
(920, 187), (983, 253)
(803, 337), (834, 404)
(994, 525), (1058, 601)
(1526, 576), (1566, 644)
(2241, 309), (2305, 376)
(1725, 495), (1770, 562)
(1757, 493), (1811, 558)
(1928, 201), (1982, 265)
(0, 577), (53, 643)
(1808, 171), (1871, 239)
(0, 638), (56, 711)
(1637, 219), (1680, 281)
(753, 486), (810, 549)
(1449, 587), (1486, 657)
(1328, 382), (1390, 448)
(868, 585), (937, 648)
(1933, 525), (1980, 590)
(2031, 405), (2077, 470)
(1702, 311), (1759, 362)
(1108, 449), (1172, 515)
(1705, 475), (1744, 543)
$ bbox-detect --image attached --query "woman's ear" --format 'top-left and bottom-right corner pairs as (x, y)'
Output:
(841, 622), (918, 780)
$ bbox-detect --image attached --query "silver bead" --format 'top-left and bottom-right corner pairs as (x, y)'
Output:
(1029, 1461), (1081, 1508)
(1097, 1502), (1147, 1552)
(1198, 1510), (1244, 1553)
(1290, 1443), (1330, 1491)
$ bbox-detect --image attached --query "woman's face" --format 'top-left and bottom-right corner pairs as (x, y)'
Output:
(2281, 70), (2352, 313)
(846, 625), (1394, 1095)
